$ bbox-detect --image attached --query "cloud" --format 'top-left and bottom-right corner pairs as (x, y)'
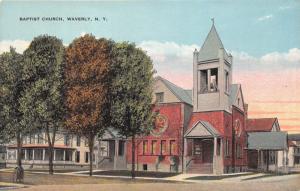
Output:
(80, 32), (87, 37)
(231, 48), (300, 72)
(279, 6), (291, 10)
(0, 40), (30, 54)
(257, 14), (273, 21)
(138, 41), (199, 88)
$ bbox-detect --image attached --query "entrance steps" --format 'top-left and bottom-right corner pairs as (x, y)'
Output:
(187, 162), (213, 174)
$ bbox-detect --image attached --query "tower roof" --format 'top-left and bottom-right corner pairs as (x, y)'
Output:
(198, 22), (226, 61)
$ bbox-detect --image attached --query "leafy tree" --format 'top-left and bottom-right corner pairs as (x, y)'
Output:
(0, 48), (29, 169)
(65, 34), (113, 176)
(20, 36), (65, 175)
(110, 42), (155, 179)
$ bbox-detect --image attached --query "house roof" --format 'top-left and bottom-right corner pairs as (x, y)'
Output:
(246, 118), (277, 132)
(198, 23), (227, 61)
(185, 120), (220, 138)
(288, 133), (300, 141)
(229, 84), (240, 106)
(247, 132), (287, 150)
(101, 128), (121, 140)
(156, 76), (192, 106)
(8, 144), (75, 149)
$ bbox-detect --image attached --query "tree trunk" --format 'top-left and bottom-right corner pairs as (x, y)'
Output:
(131, 134), (136, 179)
(88, 134), (95, 176)
(16, 131), (22, 167)
(46, 126), (56, 175)
(48, 146), (54, 175)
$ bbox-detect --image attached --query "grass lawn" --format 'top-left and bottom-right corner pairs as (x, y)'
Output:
(0, 171), (172, 186)
(83, 170), (180, 178)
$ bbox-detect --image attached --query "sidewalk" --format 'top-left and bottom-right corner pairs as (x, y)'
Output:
(27, 169), (300, 183)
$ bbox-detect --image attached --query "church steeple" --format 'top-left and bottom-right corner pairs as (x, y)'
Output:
(198, 20), (225, 62)
(192, 21), (233, 113)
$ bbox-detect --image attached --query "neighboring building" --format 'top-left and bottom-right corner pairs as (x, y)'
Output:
(6, 130), (92, 168)
(0, 145), (6, 168)
(286, 134), (300, 169)
(6, 129), (126, 169)
(245, 118), (290, 173)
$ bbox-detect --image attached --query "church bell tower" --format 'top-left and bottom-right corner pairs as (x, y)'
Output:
(193, 20), (233, 112)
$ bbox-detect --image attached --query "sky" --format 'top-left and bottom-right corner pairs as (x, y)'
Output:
(0, 0), (300, 133)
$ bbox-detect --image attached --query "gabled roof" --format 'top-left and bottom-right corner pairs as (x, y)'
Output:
(198, 24), (226, 61)
(229, 84), (240, 106)
(101, 128), (121, 140)
(246, 118), (277, 132)
(185, 120), (220, 138)
(247, 132), (287, 150)
(155, 76), (192, 106)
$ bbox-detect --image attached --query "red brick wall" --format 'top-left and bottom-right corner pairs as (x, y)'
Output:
(232, 106), (248, 167)
(187, 109), (247, 168)
(126, 103), (184, 165)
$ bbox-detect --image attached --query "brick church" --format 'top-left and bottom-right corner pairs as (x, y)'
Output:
(126, 22), (249, 174)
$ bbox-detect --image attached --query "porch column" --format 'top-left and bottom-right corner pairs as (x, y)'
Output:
(207, 69), (211, 92)
(24, 149), (27, 160)
(260, 150), (264, 170)
(220, 138), (224, 174)
(275, 151), (278, 173)
(63, 150), (66, 161)
(42, 149), (45, 160)
(53, 149), (56, 161)
(183, 137), (187, 173)
(114, 139), (119, 170)
(32, 149), (35, 161)
(214, 137), (217, 156)
(213, 137), (217, 174)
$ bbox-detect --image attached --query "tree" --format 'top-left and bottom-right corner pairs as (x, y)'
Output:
(0, 48), (28, 170)
(65, 34), (113, 176)
(20, 35), (65, 175)
(110, 42), (155, 179)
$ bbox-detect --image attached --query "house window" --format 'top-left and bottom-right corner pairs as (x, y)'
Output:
(118, 141), (125, 156)
(225, 139), (230, 157)
(170, 140), (176, 155)
(269, 151), (276, 164)
(37, 133), (43, 144)
(225, 71), (229, 93)
(200, 70), (208, 93)
(236, 143), (242, 159)
(155, 92), (164, 103)
(143, 140), (148, 155)
(160, 140), (166, 155)
(151, 140), (157, 155)
(29, 134), (35, 144)
(85, 152), (89, 163)
(64, 134), (71, 146)
(65, 150), (73, 161)
(28, 149), (33, 160)
(76, 136), (81, 147)
(210, 68), (218, 92)
(85, 139), (89, 147)
(75, 151), (80, 163)
(34, 149), (43, 160)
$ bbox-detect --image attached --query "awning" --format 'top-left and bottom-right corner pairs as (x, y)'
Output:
(247, 132), (287, 150)
(184, 120), (220, 138)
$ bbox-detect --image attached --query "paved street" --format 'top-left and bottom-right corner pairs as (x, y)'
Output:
(1, 169), (300, 191)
